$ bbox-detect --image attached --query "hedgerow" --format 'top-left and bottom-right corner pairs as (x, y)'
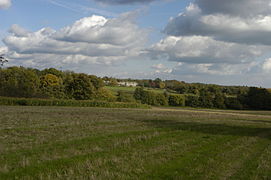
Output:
(0, 97), (150, 109)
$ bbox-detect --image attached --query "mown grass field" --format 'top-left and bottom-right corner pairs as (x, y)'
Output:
(1, 106), (271, 179)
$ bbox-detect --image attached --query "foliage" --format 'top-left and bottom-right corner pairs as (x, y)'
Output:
(0, 55), (8, 66)
(0, 67), (40, 98)
(117, 91), (136, 102)
(0, 96), (149, 108)
(134, 87), (168, 106)
(185, 95), (200, 107)
(39, 73), (66, 99)
(0, 66), (270, 110)
(155, 93), (168, 106)
(225, 97), (243, 110)
(168, 94), (185, 106)
(65, 74), (96, 100)
(241, 87), (271, 110)
(96, 87), (117, 102)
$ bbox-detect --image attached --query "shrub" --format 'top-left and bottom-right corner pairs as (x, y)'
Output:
(225, 97), (243, 110)
(0, 97), (150, 109)
(117, 91), (136, 102)
(185, 95), (199, 107)
(168, 94), (185, 106)
(155, 93), (168, 106)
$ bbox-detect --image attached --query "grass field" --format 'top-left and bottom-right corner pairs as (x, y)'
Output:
(1, 106), (271, 179)
(105, 86), (137, 95)
(105, 86), (168, 95)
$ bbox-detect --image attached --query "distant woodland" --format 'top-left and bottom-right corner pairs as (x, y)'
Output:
(1, 66), (271, 110)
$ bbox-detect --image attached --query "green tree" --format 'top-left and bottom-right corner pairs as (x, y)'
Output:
(155, 93), (168, 106)
(213, 93), (226, 109)
(66, 74), (95, 100)
(96, 87), (117, 102)
(185, 95), (199, 107)
(243, 87), (271, 110)
(134, 87), (144, 101)
(0, 67), (39, 97)
(39, 73), (65, 99)
(168, 94), (185, 106)
(0, 55), (8, 67)
(159, 82), (166, 89)
(117, 91), (136, 102)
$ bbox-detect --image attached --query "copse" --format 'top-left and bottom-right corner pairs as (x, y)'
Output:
(0, 67), (108, 101)
(0, 67), (40, 98)
(241, 87), (271, 110)
(185, 95), (199, 107)
(134, 87), (168, 106)
(168, 94), (185, 106)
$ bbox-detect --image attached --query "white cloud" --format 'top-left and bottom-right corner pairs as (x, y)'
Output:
(262, 58), (271, 72)
(54, 13), (146, 46)
(151, 63), (165, 69)
(151, 63), (172, 74)
(3, 13), (148, 68)
(0, 0), (11, 9)
(148, 35), (265, 64)
(9, 24), (30, 37)
(176, 62), (257, 76)
(164, 2), (271, 45)
(146, 0), (271, 87)
(0, 46), (8, 54)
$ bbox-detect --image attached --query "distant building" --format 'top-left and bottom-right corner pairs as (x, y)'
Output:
(103, 80), (110, 85)
(118, 81), (138, 87)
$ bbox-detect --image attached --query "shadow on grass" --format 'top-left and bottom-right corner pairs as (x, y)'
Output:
(140, 119), (271, 139)
(239, 119), (271, 124)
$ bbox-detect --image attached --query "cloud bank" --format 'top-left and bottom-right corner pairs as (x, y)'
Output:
(148, 0), (271, 83)
(3, 12), (148, 69)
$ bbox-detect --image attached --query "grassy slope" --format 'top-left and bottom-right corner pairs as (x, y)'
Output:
(0, 106), (271, 179)
(105, 86), (137, 95)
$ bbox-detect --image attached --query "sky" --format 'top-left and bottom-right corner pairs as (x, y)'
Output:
(1, 0), (271, 87)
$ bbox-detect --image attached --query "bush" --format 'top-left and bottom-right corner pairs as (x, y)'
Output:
(155, 93), (168, 106)
(185, 95), (199, 107)
(168, 94), (185, 106)
(0, 97), (150, 109)
(141, 91), (157, 105)
(117, 91), (136, 102)
(134, 88), (168, 106)
(225, 97), (243, 110)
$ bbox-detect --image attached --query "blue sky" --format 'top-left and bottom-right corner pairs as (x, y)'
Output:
(0, 0), (189, 42)
(1, 0), (271, 87)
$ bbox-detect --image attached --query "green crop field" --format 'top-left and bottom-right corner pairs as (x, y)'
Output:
(1, 106), (271, 179)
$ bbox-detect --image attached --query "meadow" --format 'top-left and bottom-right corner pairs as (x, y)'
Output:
(1, 106), (271, 179)
(105, 86), (167, 95)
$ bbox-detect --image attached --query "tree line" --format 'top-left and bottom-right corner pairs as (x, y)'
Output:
(0, 66), (115, 101)
(133, 86), (271, 110)
(1, 66), (271, 110)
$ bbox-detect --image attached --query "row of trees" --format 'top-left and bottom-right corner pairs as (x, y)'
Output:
(134, 88), (185, 106)
(132, 79), (249, 96)
(133, 87), (229, 109)
(133, 87), (271, 110)
(0, 67), (115, 101)
(1, 66), (270, 110)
